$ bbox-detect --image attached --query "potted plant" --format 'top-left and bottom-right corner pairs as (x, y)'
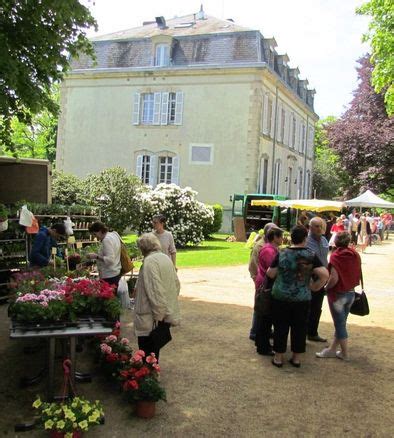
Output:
(99, 334), (133, 379)
(120, 350), (166, 418)
(32, 396), (104, 437)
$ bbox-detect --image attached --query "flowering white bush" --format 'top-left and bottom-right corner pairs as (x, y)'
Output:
(139, 184), (214, 246)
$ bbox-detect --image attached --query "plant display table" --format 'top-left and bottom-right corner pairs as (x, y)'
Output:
(10, 319), (113, 400)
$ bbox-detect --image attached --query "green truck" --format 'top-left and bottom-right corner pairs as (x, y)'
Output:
(231, 193), (294, 236)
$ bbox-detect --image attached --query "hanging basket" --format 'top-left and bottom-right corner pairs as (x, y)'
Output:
(135, 400), (156, 419)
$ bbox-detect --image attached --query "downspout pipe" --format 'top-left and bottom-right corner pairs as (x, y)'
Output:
(270, 84), (279, 193)
(303, 114), (309, 198)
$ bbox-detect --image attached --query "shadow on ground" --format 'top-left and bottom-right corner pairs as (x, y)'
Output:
(1, 297), (393, 437)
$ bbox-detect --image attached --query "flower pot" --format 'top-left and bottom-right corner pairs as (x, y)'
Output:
(135, 400), (156, 418)
(50, 431), (82, 438)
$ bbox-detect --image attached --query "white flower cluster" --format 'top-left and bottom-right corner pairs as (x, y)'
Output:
(139, 184), (214, 246)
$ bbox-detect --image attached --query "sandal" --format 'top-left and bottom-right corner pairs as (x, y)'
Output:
(289, 358), (301, 368)
(271, 358), (283, 368)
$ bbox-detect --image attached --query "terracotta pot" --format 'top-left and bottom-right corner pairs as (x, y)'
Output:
(50, 430), (82, 438)
(135, 400), (156, 418)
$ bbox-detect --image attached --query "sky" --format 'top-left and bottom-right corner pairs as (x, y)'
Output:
(83, 0), (370, 119)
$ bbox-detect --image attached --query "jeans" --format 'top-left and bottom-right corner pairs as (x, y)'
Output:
(328, 291), (355, 340)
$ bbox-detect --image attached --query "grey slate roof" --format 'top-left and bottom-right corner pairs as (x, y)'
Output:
(70, 14), (315, 110)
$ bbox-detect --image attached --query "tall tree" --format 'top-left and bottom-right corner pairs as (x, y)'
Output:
(0, 0), (96, 154)
(312, 116), (349, 199)
(328, 55), (394, 198)
(357, 0), (394, 116)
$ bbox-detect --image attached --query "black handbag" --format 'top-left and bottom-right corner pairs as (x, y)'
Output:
(254, 276), (274, 316)
(150, 320), (172, 350)
(350, 269), (369, 316)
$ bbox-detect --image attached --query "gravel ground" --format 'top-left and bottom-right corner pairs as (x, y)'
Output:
(1, 239), (393, 437)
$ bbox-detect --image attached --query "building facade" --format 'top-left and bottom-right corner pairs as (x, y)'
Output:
(56, 10), (318, 230)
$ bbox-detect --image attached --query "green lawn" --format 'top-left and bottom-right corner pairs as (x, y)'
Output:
(122, 234), (251, 268)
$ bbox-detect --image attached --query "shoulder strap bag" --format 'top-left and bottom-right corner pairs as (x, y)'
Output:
(350, 266), (369, 316)
(114, 232), (134, 275)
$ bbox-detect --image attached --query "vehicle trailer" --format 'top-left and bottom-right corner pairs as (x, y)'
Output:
(231, 193), (294, 238)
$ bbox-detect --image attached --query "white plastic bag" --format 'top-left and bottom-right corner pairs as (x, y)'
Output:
(117, 276), (131, 309)
(19, 205), (34, 227)
(64, 217), (74, 236)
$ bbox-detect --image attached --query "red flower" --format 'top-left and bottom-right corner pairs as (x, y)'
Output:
(124, 379), (139, 391)
(105, 353), (119, 363)
(134, 366), (150, 379)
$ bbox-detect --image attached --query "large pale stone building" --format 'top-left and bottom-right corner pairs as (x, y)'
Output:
(56, 9), (318, 229)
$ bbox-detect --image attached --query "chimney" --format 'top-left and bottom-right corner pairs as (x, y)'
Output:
(155, 16), (167, 29)
(143, 21), (155, 26)
(196, 4), (206, 20)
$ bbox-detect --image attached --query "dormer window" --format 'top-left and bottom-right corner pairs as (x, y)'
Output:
(155, 44), (170, 66)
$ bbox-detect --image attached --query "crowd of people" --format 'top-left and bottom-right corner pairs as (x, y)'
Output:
(247, 210), (383, 367)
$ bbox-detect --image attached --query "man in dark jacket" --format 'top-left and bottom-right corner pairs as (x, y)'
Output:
(29, 223), (66, 267)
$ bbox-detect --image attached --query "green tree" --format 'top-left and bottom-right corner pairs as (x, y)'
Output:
(357, 0), (394, 115)
(0, 0), (96, 153)
(81, 167), (145, 233)
(51, 170), (84, 205)
(312, 117), (349, 199)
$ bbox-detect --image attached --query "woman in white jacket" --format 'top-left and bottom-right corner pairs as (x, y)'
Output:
(134, 233), (181, 359)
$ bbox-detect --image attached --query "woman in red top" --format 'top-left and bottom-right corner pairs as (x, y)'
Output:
(316, 232), (361, 361)
(328, 217), (345, 248)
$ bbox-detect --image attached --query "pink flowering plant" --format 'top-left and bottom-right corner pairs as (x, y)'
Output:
(99, 334), (133, 379)
(120, 350), (166, 402)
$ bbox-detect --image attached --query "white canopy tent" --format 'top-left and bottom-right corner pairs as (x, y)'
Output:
(344, 190), (394, 209)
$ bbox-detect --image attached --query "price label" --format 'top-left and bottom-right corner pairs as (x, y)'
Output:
(76, 242), (83, 249)
(51, 247), (57, 255)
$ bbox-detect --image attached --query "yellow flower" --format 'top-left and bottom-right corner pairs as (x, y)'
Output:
(44, 419), (54, 430)
(32, 398), (42, 409)
(55, 409), (62, 415)
(73, 422), (78, 429)
(78, 420), (88, 431)
(88, 412), (99, 423)
(82, 404), (91, 414)
(56, 420), (66, 430)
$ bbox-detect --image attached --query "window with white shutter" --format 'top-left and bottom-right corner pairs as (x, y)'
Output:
(132, 93), (141, 125)
(149, 155), (158, 186)
(279, 107), (285, 143)
(284, 109), (290, 146)
(273, 160), (282, 195)
(262, 93), (269, 135)
(140, 155), (151, 184)
(171, 156), (180, 185)
(136, 155), (143, 178)
(269, 98), (275, 138)
(141, 93), (154, 125)
(160, 92), (169, 125)
(174, 92), (184, 125)
(158, 156), (173, 184)
(153, 92), (162, 125)
(291, 114), (296, 149)
(258, 157), (269, 194)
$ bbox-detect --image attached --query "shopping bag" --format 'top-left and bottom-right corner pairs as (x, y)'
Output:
(150, 321), (172, 350)
(19, 205), (33, 227)
(26, 216), (39, 234)
(117, 276), (131, 309)
(350, 291), (370, 316)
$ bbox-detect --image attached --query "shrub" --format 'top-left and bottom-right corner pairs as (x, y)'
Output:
(51, 170), (84, 205)
(203, 203), (223, 237)
(139, 184), (214, 246)
(81, 167), (146, 234)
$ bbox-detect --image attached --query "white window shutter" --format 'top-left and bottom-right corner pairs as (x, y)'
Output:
(136, 155), (143, 179)
(161, 92), (169, 125)
(149, 155), (158, 187)
(270, 100), (276, 139)
(153, 92), (162, 125)
(132, 93), (140, 125)
(276, 102), (282, 142)
(263, 94), (269, 135)
(171, 156), (180, 185)
(174, 91), (184, 125)
(284, 110), (289, 146)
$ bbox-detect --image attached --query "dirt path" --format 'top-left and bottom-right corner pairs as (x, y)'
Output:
(1, 240), (393, 437)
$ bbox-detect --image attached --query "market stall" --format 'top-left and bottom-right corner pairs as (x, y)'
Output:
(344, 190), (394, 209)
(251, 198), (344, 212)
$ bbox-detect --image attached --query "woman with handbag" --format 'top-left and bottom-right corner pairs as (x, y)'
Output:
(134, 233), (180, 360)
(254, 227), (283, 356)
(267, 226), (329, 368)
(87, 222), (122, 288)
(316, 232), (361, 361)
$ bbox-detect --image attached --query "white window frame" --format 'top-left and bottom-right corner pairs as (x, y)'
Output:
(189, 144), (214, 165)
(273, 160), (281, 195)
(258, 157), (269, 194)
(154, 44), (170, 67)
(141, 93), (155, 125)
(158, 156), (173, 184)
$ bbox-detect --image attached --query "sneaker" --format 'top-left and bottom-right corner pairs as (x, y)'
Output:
(336, 351), (350, 362)
(315, 348), (337, 358)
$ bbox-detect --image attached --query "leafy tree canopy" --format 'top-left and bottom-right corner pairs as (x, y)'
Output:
(327, 55), (394, 198)
(0, 0), (96, 153)
(357, 0), (394, 115)
(312, 116), (350, 199)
